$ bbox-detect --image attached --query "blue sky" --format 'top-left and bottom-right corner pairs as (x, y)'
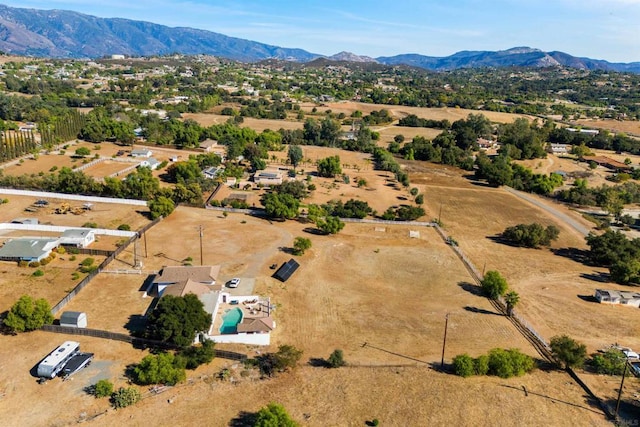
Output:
(3, 0), (640, 62)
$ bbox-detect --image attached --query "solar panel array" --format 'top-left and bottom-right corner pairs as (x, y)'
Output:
(274, 258), (300, 282)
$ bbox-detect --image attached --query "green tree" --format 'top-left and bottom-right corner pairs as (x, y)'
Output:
(317, 155), (342, 177)
(176, 339), (216, 369)
(111, 387), (142, 409)
(550, 335), (587, 369)
(262, 193), (300, 220)
(132, 352), (186, 385)
(480, 271), (508, 300)
(148, 196), (175, 220)
(146, 294), (211, 347)
(74, 147), (91, 157)
(504, 291), (520, 316)
(3, 295), (54, 332)
(93, 379), (114, 398)
(293, 237), (312, 255)
(288, 144), (303, 170)
(591, 349), (628, 375)
(501, 223), (560, 248)
(487, 348), (535, 378)
(316, 216), (345, 235)
(327, 349), (346, 368)
(452, 354), (476, 377)
(255, 403), (299, 427)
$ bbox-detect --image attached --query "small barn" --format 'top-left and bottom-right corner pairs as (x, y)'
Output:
(273, 259), (300, 282)
(60, 311), (88, 328)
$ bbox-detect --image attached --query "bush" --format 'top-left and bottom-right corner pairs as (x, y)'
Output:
(255, 403), (299, 427)
(117, 224), (131, 231)
(487, 348), (535, 378)
(591, 349), (628, 375)
(481, 271), (508, 300)
(176, 339), (216, 370)
(3, 295), (54, 332)
(452, 354), (475, 377)
(81, 257), (95, 267)
(327, 349), (346, 368)
(475, 354), (490, 375)
(28, 261), (40, 268)
(93, 379), (114, 398)
(32, 269), (44, 277)
(501, 223), (560, 248)
(56, 246), (66, 254)
(82, 222), (98, 228)
(39, 258), (49, 266)
(550, 335), (587, 369)
(111, 387), (141, 409)
(131, 352), (186, 385)
(18, 260), (28, 268)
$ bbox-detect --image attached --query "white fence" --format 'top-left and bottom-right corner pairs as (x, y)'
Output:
(0, 188), (147, 206)
(0, 223), (137, 237)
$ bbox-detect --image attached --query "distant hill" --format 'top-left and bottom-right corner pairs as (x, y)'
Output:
(377, 47), (640, 73)
(0, 4), (320, 61)
(0, 4), (638, 73)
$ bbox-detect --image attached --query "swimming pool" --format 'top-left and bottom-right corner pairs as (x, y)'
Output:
(219, 307), (243, 334)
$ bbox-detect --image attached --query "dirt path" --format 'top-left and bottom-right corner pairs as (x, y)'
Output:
(503, 187), (591, 237)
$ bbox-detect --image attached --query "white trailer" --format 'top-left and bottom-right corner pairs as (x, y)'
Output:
(37, 341), (80, 379)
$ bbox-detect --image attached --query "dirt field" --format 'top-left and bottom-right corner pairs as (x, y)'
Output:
(82, 160), (137, 179)
(576, 118), (640, 137)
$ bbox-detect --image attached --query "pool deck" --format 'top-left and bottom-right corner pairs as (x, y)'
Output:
(212, 297), (272, 334)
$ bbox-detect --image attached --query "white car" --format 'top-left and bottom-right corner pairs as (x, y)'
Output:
(227, 278), (240, 288)
(623, 349), (639, 360)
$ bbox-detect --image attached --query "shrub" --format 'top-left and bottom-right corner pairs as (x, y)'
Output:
(81, 257), (95, 267)
(68, 247), (80, 255)
(131, 352), (186, 385)
(117, 224), (131, 231)
(3, 295), (54, 332)
(452, 354), (475, 377)
(39, 258), (49, 266)
(176, 339), (216, 370)
(111, 387), (141, 409)
(93, 379), (114, 398)
(28, 261), (40, 268)
(32, 269), (44, 277)
(18, 260), (28, 268)
(255, 403), (299, 427)
(487, 348), (535, 378)
(591, 349), (628, 375)
(327, 349), (346, 368)
(56, 246), (66, 254)
(550, 335), (587, 369)
(481, 271), (508, 300)
(82, 222), (98, 228)
(71, 272), (80, 280)
(80, 265), (98, 274)
(475, 354), (490, 375)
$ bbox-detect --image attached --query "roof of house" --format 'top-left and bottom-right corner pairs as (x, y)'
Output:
(199, 139), (219, 149)
(237, 317), (275, 333)
(0, 238), (58, 259)
(162, 278), (214, 298)
(583, 156), (630, 170)
(154, 265), (220, 285)
(596, 289), (640, 300)
(61, 229), (94, 239)
(131, 148), (152, 153)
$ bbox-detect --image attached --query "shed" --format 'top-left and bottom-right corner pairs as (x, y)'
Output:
(273, 259), (300, 282)
(60, 311), (88, 328)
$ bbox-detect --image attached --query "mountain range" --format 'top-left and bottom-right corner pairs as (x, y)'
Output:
(0, 4), (639, 73)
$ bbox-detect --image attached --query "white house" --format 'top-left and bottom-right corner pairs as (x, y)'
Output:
(59, 229), (96, 248)
(550, 143), (570, 155)
(138, 158), (162, 170)
(253, 171), (283, 186)
(203, 166), (223, 179)
(595, 289), (640, 308)
(131, 148), (153, 158)
(147, 265), (220, 298)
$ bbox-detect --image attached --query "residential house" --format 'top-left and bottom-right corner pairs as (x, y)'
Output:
(550, 143), (570, 155)
(203, 166), (223, 179)
(253, 171), (283, 186)
(0, 238), (59, 262)
(148, 265), (220, 298)
(130, 148), (153, 158)
(138, 158), (162, 170)
(59, 229), (96, 248)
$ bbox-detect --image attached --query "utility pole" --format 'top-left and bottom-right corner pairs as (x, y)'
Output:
(440, 313), (450, 369)
(438, 203), (443, 224)
(143, 231), (148, 258)
(615, 359), (629, 420)
(198, 225), (204, 266)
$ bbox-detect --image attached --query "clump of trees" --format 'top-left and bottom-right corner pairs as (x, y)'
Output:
(317, 155), (342, 178)
(111, 387), (142, 409)
(590, 348), (628, 376)
(3, 295), (54, 332)
(585, 230), (640, 285)
(474, 153), (563, 194)
(262, 192), (300, 220)
(501, 223), (560, 248)
(480, 271), (520, 316)
(452, 348), (535, 378)
(132, 352), (187, 386)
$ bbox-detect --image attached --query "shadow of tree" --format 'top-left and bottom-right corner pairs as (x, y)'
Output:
(580, 272), (611, 283)
(124, 314), (147, 336)
(458, 281), (483, 296)
(577, 294), (599, 303)
(278, 246), (295, 255)
(308, 357), (329, 368)
(463, 306), (501, 316)
(228, 411), (258, 427)
(551, 247), (592, 265)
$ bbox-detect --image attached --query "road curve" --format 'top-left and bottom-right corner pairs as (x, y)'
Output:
(503, 187), (591, 237)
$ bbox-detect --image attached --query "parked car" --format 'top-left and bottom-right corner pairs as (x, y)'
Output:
(623, 349), (639, 360)
(227, 278), (240, 288)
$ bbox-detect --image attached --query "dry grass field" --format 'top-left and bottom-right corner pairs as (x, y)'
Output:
(576, 118), (640, 137)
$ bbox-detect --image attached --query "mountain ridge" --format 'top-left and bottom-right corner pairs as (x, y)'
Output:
(0, 4), (638, 72)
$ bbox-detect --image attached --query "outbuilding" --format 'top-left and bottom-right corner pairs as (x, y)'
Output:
(60, 311), (88, 328)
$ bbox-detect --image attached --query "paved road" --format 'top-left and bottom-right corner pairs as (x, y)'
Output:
(503, 187), (591, 237)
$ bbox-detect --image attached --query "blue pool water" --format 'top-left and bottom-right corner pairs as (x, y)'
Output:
(220, 307), (243, 334)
